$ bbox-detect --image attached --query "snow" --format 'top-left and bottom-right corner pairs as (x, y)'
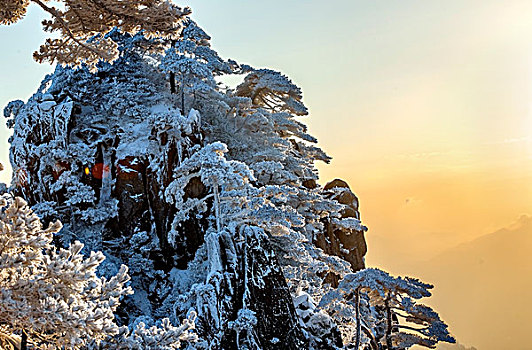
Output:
(115, 119), (153, 160)
(331, 217), (365, 232)
(39, 100), (56, 112)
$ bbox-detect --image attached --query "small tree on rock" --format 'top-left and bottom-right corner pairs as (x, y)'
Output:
(320, 268), (455, 349)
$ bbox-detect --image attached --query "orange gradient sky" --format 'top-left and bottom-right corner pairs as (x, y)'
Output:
(1, 1), (531, 349)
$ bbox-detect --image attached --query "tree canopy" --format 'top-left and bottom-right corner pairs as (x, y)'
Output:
(0, 0), (190, 66)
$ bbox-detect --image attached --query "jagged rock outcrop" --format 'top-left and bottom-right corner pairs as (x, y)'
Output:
(315, 179), (368, 274)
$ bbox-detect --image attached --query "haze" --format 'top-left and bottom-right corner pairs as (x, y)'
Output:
(1, 1), (531, 349)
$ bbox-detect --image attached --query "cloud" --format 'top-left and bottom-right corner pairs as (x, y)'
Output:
(389, 150), (453, 161)
(496, 136), (531, 145)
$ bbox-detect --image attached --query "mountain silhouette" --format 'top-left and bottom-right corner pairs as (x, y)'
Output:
(419, 214), (531, 350)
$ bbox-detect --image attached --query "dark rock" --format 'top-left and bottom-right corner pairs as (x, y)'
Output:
(183, 176), (208, 200)
(244, 229), (308, 350)
(323, 178), (350, 191)
(302, 179), (318, 189)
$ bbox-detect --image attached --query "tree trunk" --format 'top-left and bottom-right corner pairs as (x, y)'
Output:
(20, 330), (27, 350)
(169, 39), (177, 94)
(361, 323), (379, 350)
(355, 287), (362, 349)
(385, 297), (394, 350)
(170, 72), (176, 94)
(213, 184), (221, 233)
(99, 144), (112, 205)
(181, 79), (185, 114)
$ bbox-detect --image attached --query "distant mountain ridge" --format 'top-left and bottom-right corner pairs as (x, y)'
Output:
(420, 214), (531, 350)
(433, 214), (531, 260)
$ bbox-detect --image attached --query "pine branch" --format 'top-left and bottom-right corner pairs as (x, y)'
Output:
(31, 0), (105, 59)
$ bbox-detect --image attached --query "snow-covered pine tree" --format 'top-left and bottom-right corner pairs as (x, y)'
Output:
(319, 268), (455, 349)
(3, 11), (454, 350)
(0, 194), (201, 350)
(0, 196), (131, 349)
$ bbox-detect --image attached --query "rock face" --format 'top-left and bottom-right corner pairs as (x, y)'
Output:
(240, 228), (307, 349)
(315, 179), (368, 274)
(294, 292), (343, 350)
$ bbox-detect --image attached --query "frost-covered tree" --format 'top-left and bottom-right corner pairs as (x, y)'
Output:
(319, 268), (455, 349)
(0, 196), (131, 349)
(234, 68), (330, 182)
(85, 312), (200, 350)
(0, 0), (190, 66)
(0, 195), (201, 350)
(160, 19), (236, 115)
(164, 141), (305, 239)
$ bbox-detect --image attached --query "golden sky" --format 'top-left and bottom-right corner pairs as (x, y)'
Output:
(1, 1), (531, 349)
(305, 2), (532, 349)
